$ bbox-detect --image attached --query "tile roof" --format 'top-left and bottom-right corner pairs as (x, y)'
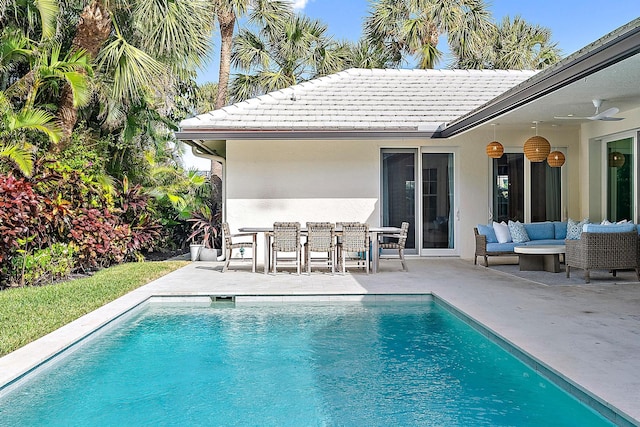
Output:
(180, 68), (537, 133)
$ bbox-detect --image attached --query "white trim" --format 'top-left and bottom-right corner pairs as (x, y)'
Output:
(420, 147), (460, 256)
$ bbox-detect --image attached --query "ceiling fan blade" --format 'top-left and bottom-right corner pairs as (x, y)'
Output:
(599, 116), (624, 121)
(592, 107), (619, 120)
(553, 116), (587, 120)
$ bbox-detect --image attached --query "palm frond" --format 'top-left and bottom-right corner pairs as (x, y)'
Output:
(0, 143), (34, 176)
(97, 35), (167, 102)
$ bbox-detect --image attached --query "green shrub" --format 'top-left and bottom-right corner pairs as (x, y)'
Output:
(9, 243), (76, 287)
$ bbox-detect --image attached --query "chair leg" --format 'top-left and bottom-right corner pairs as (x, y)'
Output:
(222, 246), (232, 272)
(585, 269), (590, 284)
(636, 268), (640, 282)
(399, 248), (407, 272)
(484, 255), (489, 267)
(251, 243), (256, 273)
(365, 249), (369, 274)
(566, 265), (570, 278)
(330, 250), (335, 274)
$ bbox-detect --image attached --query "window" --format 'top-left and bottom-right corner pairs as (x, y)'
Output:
(492, 152), (563, 222)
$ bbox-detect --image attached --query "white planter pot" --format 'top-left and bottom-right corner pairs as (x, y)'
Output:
(189, 244), (203, 261)
(199, 247), (221, 261)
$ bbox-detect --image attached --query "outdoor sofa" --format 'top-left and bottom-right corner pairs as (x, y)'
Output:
(474, 221), (567, 267)
(566, 224), (640, 283)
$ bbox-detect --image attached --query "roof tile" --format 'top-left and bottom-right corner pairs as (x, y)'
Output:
(180, 68), (537, 132)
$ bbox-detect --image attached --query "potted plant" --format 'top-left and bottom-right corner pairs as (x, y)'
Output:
(187, 203), (222, 261)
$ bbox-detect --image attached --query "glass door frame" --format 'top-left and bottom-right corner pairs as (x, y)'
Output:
(601, 131), (638, 223)
(380, 148), (418, 255)
(420, 147), (459, 256)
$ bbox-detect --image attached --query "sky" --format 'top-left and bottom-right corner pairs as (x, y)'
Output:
(196, 0), (640, 84)
(185, 0), (639, 169)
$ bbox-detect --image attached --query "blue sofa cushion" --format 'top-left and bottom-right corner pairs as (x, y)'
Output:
(477, 223), (498, 243)
(487, 242), (523, 253)
(566, 218), (589, 240)
(553, 221), (567, 239)
(523, 239), (565, 246)
(583, 223), (636, 233)
(508, 220), (530, 243)
(524, 222), (554, 240)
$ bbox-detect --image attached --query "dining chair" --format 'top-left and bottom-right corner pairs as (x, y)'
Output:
(336, 222), (369, 274)
(271, 222), (302, 274)
(305, 222), (336, 274)
(378, 221), (409, 271)
(221, 222), (257, 273)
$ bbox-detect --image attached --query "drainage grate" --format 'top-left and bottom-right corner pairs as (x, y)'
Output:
(211, 295), (235, 304)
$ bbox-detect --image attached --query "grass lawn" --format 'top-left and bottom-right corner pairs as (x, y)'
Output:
(0, 261), (188, 357)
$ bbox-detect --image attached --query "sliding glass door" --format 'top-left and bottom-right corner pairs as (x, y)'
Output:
(491, 151), (563, 222)
(422, 151), (455, 251)
(606, 136), (635, 222)
(381, 150), (416, 252)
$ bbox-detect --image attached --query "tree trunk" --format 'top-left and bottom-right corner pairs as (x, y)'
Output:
(53, 0), (112, 152)
(215, 11), (235, 110)
(211, 10), (235, 208)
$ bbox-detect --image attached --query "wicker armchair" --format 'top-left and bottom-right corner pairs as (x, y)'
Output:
(221, 222), (257, 273)
(565, 231), (640, 283)
(336, 222), (369, 274)
(305, 222), (336, 274)
(379, 221), (409, 271)
(271, 222), (302, 274)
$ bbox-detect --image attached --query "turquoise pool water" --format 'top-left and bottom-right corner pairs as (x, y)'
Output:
(0, 301), (611, 426)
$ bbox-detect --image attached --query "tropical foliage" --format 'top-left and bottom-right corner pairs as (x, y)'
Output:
(230, 12), (349, 102)
(0, 0), (562, 288)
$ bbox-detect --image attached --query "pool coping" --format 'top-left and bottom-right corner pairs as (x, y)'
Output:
(0, 290), (634, 426)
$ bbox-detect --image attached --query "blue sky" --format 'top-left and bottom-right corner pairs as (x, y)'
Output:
(196, 0), (639, 84)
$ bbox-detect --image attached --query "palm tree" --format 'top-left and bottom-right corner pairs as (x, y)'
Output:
(340, 39), (396, 69)
(0, 0), (59, 40)
(54, 0), (216, 145)
(452, 15), (562, 70)
(364, 0), (493, 69)
(230, 13), (348, 102)
(213, 0), (292, 109)
(0, 92), (61, 176)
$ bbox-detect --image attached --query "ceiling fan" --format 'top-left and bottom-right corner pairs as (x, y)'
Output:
(554, 99), (624, 121)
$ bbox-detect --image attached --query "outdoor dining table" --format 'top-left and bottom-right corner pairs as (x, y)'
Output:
(238, 226), (402, 274)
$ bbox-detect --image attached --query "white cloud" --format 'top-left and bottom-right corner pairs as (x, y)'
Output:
(291, 0), (310, 11)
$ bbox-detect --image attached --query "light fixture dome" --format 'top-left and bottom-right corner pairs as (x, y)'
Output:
(486, 141), (504, 158)
(609, 152), (625, 168)
(524, 135), (551, 162)
(547, 151), (565, 167)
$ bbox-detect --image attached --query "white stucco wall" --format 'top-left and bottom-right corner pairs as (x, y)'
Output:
(219, 117), (640, 261)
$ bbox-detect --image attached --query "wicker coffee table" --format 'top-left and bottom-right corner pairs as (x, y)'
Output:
(514, 245), (566, 273)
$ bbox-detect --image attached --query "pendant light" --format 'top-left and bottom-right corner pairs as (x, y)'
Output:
(524, 121), (550, 162)
(485, 124), (503, 158)
(547, 150), (565, 167)
(609, 152), (625, 168)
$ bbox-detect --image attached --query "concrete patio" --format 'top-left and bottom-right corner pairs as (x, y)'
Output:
(2, 257), (639, 425)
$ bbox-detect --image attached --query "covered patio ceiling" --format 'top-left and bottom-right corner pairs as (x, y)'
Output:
(486, 52), (640, 131)
(440, 18), (640, 136)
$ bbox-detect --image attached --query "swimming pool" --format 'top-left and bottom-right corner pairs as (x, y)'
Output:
(0, 300), (612, 426)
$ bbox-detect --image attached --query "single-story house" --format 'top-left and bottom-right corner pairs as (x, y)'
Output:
(176, 17), (640, 262)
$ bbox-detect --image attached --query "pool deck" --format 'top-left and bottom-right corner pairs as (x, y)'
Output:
(2, 257), (640, 425)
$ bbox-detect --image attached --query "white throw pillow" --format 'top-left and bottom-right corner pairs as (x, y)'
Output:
(493, 221), (512, 243)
